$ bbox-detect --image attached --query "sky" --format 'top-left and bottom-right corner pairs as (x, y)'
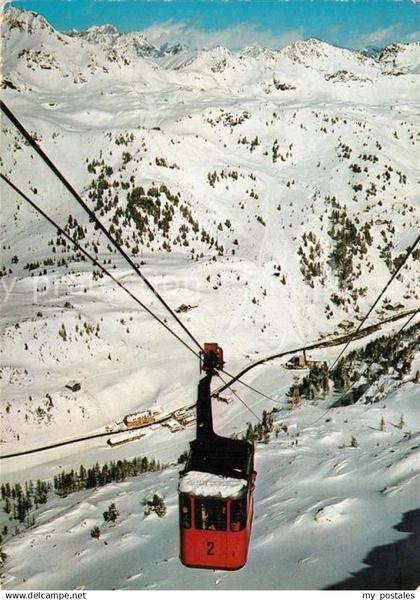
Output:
(6, 0), (420, 50)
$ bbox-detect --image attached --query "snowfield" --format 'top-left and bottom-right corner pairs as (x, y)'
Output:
(0, 7), (419, 590)
(1, 379), (419, 590)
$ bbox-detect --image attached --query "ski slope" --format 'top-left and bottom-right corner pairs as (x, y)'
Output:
(2, 377), (419, 590)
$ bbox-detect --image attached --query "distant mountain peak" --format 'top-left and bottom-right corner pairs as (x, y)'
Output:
(241, 45), (279, 60)
(3, 6), (54, 36)
(85, 24), (119, 36)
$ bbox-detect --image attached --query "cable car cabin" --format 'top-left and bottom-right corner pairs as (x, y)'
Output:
(179, 351), (256, 571)
(179, 436), (256, 570)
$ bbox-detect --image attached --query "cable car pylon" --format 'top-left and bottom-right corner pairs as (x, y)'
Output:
(179, 343), (256, 570)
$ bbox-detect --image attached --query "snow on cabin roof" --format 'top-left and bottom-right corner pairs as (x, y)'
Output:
(179, 470), (247, 498)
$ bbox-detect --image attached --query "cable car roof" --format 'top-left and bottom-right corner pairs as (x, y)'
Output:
(179, 470), (247, 498)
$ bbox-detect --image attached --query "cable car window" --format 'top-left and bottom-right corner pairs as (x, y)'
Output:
(194, 498), (227, 531)
(230, 498), (247, 531)
(179, 494), (191, 529)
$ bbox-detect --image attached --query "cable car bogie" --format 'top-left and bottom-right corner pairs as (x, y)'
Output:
(200, 342), (225, 373)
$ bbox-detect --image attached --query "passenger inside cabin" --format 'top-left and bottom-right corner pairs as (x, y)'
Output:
(230, 498), (246, 531)
(195, 498), (227, 531)
(179, 494), (191, 529)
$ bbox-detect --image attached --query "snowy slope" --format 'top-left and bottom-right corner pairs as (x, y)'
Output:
(0, 8), (419, 589)
(1, 6), (419, 452)
(1, 372), (419, 590)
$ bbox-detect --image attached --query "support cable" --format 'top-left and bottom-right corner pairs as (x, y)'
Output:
(1, 173), (200, 359)
(216, 372), (262, 422)
(0, 100), (204, 354)
(1, 101), (280, 406)
(3, 174), (278, 410)
(219, 368), (278, 404)
(3, 102), (418, 426)
(308, 306), (419, 427)
(329, 232), (420, 371)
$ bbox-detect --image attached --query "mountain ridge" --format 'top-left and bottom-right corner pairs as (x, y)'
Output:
(3, 7), (419, 75)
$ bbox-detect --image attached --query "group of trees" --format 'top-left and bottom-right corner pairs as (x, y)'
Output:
(143, 494), (167, 518)
(84, 154), (223, 257)
(155, 156), (179, 169)
(89, 493), (167, 541)
(378, 223), (396, 272)
(115, 132), (134, 146)
(298, 231), (325, 288)
(1, 480), (51, 530)
(271, 139), (292, 163)
(206, 109), (250, 128)
(243, 409), (278, 444)
(126, 184), (204, 252)
(330, 322), (419, 405)
(237, 135), (260, 152)
(1, 454), (165, 549)
(54, 455), (164, 497)
(327, 198), (373, 289)
(90, 502), (121, 539)
(295, 363), (330, 401)
(207, 169), (243, 188)
(0, 547), (7, 568)
(56, 317), (100, 347)
(285, 321), (418, 407)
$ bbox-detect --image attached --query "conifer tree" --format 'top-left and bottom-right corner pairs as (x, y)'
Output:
(103, 503), (119, 523)
(90, 526), (101, 539)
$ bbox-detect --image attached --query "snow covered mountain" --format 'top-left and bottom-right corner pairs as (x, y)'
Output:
(67, 22), (192, 68)
(2, 377), (419, 590)
(68, 23), (153, 54)
(0, 7), (419, 590)
(378, 42), (420, 75)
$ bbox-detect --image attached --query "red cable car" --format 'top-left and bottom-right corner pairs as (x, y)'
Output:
(179, 344), (256, 570)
